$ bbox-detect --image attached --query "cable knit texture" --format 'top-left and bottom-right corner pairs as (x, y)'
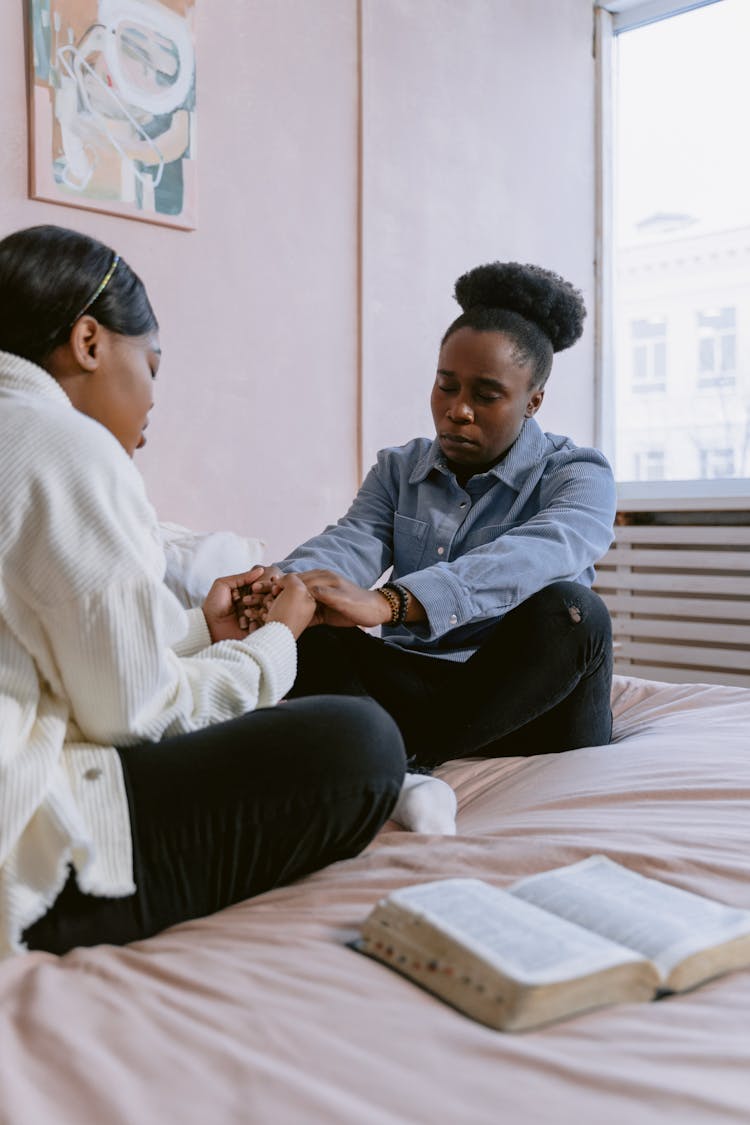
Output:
(0, 352), (296, 958)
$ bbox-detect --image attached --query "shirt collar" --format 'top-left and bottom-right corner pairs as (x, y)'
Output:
(409, 418), (550, 490)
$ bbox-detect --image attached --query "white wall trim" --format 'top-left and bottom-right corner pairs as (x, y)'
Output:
(594, 6), (615, 457)
(616, 479), (750, 509)
(596, 0), (724, 34)
(595, 0), (745, 504)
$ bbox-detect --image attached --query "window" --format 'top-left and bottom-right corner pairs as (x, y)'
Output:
(599, 0), (750, 493)
(631, 318), (667, 391)
(697, 307), (736, 387)
(635, 449), (666, 480)
(700, 447), (735, 478)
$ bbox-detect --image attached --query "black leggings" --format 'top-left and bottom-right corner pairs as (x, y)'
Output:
(24, 696), (405, 955)
(289, 582), (614, 768)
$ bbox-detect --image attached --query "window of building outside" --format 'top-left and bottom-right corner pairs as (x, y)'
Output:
(635, 448), (666, 481)
(631, 318), (667, 392)
(700, 447), (735, 479)
(697, 307), (736, 388)
(608, 0), (750, 493)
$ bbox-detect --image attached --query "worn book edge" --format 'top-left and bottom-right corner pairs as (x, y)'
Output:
(354, 887), (659, 1032)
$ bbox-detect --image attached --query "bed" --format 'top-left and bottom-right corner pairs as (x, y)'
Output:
(1, 669), (749, 1124)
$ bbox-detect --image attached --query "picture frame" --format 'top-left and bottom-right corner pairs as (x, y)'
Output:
(28, 0), (197, 230)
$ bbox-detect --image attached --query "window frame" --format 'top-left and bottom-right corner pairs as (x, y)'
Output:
(700, 447), (736, 478)
(696, 306), (736, 388)
(630, 316), (668, 392)
(634, 448), (667, 480)
(594, 0), (750, 505)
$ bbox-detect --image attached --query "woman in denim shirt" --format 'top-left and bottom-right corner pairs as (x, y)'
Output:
(243, 262), (616, 774)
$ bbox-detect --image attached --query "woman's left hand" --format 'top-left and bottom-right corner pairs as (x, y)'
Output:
(293, 570), (393, 628)
(203, 566), (266, 642)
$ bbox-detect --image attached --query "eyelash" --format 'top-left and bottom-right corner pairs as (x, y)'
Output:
(437, 383), (500, 403)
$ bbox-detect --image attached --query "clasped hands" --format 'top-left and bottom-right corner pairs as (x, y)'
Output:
(230, 566), (394, 638)
(203, 566), (423, 644)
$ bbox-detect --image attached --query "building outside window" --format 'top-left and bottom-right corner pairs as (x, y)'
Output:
(631, 318), (667, 391)
(697, 307), (736, 388)
(601, 0), (750, 491)
(634, 449), (666, 481)
(700, 447), (735, 478)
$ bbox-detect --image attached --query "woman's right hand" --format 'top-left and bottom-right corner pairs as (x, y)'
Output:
(233, 565), (284, 631)
(263, 573), (318, 639)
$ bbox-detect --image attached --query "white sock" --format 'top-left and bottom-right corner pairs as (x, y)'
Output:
(391, 774), (457, 835)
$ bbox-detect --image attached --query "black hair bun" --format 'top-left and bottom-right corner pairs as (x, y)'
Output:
(453, 261), (586, 352)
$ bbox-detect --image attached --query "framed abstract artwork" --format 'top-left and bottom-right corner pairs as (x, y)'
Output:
(28, 0), (197, 229)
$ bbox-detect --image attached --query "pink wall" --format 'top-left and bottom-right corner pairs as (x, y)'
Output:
(361, 0), (598, 469)
(0, 0), (596, 564)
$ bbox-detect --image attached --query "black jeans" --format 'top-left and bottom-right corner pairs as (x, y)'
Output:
(289, 582), (613, 768)
(24, 696), (405, 955)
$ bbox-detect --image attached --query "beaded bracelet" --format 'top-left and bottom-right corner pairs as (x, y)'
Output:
(381, 581), (410, 627)
(376, 584), (401, 625)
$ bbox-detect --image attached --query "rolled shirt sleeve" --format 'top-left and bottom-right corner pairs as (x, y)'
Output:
(278, 422), (616, 661)
(20, 416), (298, 749)
(396, 449), (616, 645)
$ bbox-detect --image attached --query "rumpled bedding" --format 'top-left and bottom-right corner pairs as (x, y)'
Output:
(1, 674), (749, 1124)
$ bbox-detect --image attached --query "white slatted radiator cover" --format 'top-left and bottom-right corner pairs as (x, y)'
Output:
(594, 510), (750, 688)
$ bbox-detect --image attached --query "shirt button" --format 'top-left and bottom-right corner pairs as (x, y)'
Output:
(83, 767), (103, 781)
(449, 614), (458, 625)
(437, 546), (445, 556)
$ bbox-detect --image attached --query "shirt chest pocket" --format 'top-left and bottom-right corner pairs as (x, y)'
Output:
(393, 513), (430, 575)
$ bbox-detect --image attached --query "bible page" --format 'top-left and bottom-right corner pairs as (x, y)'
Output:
(510, 856), (750, 979)
(381, 879), (648, 985)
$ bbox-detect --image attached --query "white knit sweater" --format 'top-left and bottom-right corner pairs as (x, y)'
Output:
(0, 352), (297, 958)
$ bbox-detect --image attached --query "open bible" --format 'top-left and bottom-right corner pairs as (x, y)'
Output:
(357, 856), (750, 1031)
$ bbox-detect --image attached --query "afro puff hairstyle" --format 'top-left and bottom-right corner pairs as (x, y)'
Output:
(442, 262), (586, 388)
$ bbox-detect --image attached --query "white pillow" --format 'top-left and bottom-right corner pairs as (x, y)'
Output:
(159, 521), (266, 609)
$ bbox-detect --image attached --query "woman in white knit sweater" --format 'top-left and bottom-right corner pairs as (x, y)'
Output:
(0, 224), (408, 958)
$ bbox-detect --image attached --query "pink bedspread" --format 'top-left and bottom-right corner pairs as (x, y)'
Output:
(2, 675), (750, 1124)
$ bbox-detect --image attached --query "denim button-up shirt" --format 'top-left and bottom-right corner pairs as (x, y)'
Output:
(281, 418), (616, 661)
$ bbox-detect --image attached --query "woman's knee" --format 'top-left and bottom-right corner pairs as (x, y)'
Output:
(518, 582), (612, 640)
(280, 695), (406, 791)
(284, 697), (406, 854)
(315, 696), (406, 782)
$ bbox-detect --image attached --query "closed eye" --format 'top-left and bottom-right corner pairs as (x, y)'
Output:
(149, 344), (162, 380)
